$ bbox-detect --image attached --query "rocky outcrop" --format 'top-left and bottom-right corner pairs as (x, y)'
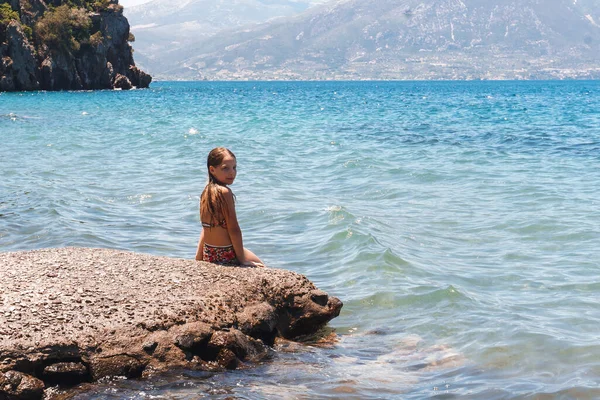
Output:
(0, 21), (38, 91)
(0, 1), (151, 91)
(0, 248), (342, 399)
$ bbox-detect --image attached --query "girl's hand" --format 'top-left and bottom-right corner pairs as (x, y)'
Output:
(242, 261), (266, 268)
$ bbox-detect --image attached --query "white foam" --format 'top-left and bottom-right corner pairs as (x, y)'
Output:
(128, 194), (152, 204)
(585, 14), (598, 27)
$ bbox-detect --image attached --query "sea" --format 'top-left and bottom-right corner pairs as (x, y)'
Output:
(1, 81), (599, 399)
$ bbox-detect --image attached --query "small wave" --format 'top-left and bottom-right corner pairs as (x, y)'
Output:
(2, 113), (18, 122)
(553, 141), (600, 157)
(1, 113), (41, 122)
(394, 285), (473, 309)
(326, 205), (356, 226)
(343, 159), (360, 168)
(127, 194), (153, 204)
(327, 333), (467, 388)
(319, 227), (383, 255)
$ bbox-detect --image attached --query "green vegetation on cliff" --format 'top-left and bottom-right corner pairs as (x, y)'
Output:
(0, 3), (26, 43)
(0, 3), (20, 35)
(35, 5), (91, 52)
(0, 3), (19, 25)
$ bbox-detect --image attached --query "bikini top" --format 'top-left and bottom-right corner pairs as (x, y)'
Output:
(202, 219), (227, 229)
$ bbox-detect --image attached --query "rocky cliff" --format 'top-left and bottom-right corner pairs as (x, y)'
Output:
(0, 248), (342, 399)
(0, 0), (151, 91)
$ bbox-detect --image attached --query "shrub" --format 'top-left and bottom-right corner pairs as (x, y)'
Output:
(21, 1), (33, 12)
(89, 30), (102, 46)
(70, 7), (91, 42)
(0, 3), (19, 26)
(35, 4), (91, 53)
(22, 25), (32, 40)
(93, 0), (111, 12)
(109, 3), (124, 12)
(63, 0), (98, 10)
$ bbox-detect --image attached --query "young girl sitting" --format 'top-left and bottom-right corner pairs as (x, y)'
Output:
(195, 147), (265, 267)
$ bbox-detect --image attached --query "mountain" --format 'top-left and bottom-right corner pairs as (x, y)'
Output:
(127, 0), (600, 80)
(124, 0), (329, 71)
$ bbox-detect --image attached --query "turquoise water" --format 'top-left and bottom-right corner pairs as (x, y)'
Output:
(1, 81), (599, 399)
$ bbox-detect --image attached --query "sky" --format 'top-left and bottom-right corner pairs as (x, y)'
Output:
(119, 0), (153, 7)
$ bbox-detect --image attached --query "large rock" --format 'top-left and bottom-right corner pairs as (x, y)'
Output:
(39, 52), (83, 91)
(0, 21), (39, 91)
(0, 371), (44, 400)
(127, 65), (152, 88)
(0, 248), (342, 399)
(98, 5), (134, 73)
(112, 72), (132, 89)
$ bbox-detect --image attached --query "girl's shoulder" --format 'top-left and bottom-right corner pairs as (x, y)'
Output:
(203, 183), (232, 194)
(214, 184), (234, 200)
(216, 184), (232, 194)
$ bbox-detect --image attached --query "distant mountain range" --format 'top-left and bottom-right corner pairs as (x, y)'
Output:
(126, 0), (600, 80)
(125, 0), (328, 71)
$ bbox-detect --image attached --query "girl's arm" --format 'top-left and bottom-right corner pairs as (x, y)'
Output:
(195, 229), (205, 261)
(221, 188), (247, 264)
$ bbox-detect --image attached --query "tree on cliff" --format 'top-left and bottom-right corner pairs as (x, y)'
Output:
(0, 3), (18, 25)
(0, 2), (21, 37)
(0, 0), (151, 91)
(35, 5), (91, 52)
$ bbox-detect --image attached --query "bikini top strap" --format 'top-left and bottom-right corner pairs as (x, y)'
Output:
(202, 220), (227, 229)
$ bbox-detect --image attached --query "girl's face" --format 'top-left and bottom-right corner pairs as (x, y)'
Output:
(209, 154), (237, 185)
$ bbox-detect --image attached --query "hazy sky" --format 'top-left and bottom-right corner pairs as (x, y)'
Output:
(119, 0), (153, 7)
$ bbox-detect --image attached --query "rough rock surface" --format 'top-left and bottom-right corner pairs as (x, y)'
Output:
(0, 1), (151, 91)
(0, 248), (342, 399)
(0, 22), (39, 91)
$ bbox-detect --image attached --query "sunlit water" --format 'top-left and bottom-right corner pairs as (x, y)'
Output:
(1, 81), (599, 399)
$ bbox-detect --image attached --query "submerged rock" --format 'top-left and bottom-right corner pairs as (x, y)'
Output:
(0, 248), (342, 399)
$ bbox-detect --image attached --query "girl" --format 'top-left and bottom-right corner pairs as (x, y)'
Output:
(195, 147), (265, 267)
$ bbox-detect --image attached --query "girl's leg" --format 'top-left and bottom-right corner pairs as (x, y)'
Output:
(243, 247), (264, 265)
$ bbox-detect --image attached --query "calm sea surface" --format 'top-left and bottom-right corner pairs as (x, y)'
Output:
(1, 81), (599, 399)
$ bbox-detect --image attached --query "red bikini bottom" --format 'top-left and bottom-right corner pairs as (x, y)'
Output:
(203, 244), (238, 265)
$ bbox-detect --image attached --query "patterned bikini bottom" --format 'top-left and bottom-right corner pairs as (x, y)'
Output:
(203, 243), (238, 265)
